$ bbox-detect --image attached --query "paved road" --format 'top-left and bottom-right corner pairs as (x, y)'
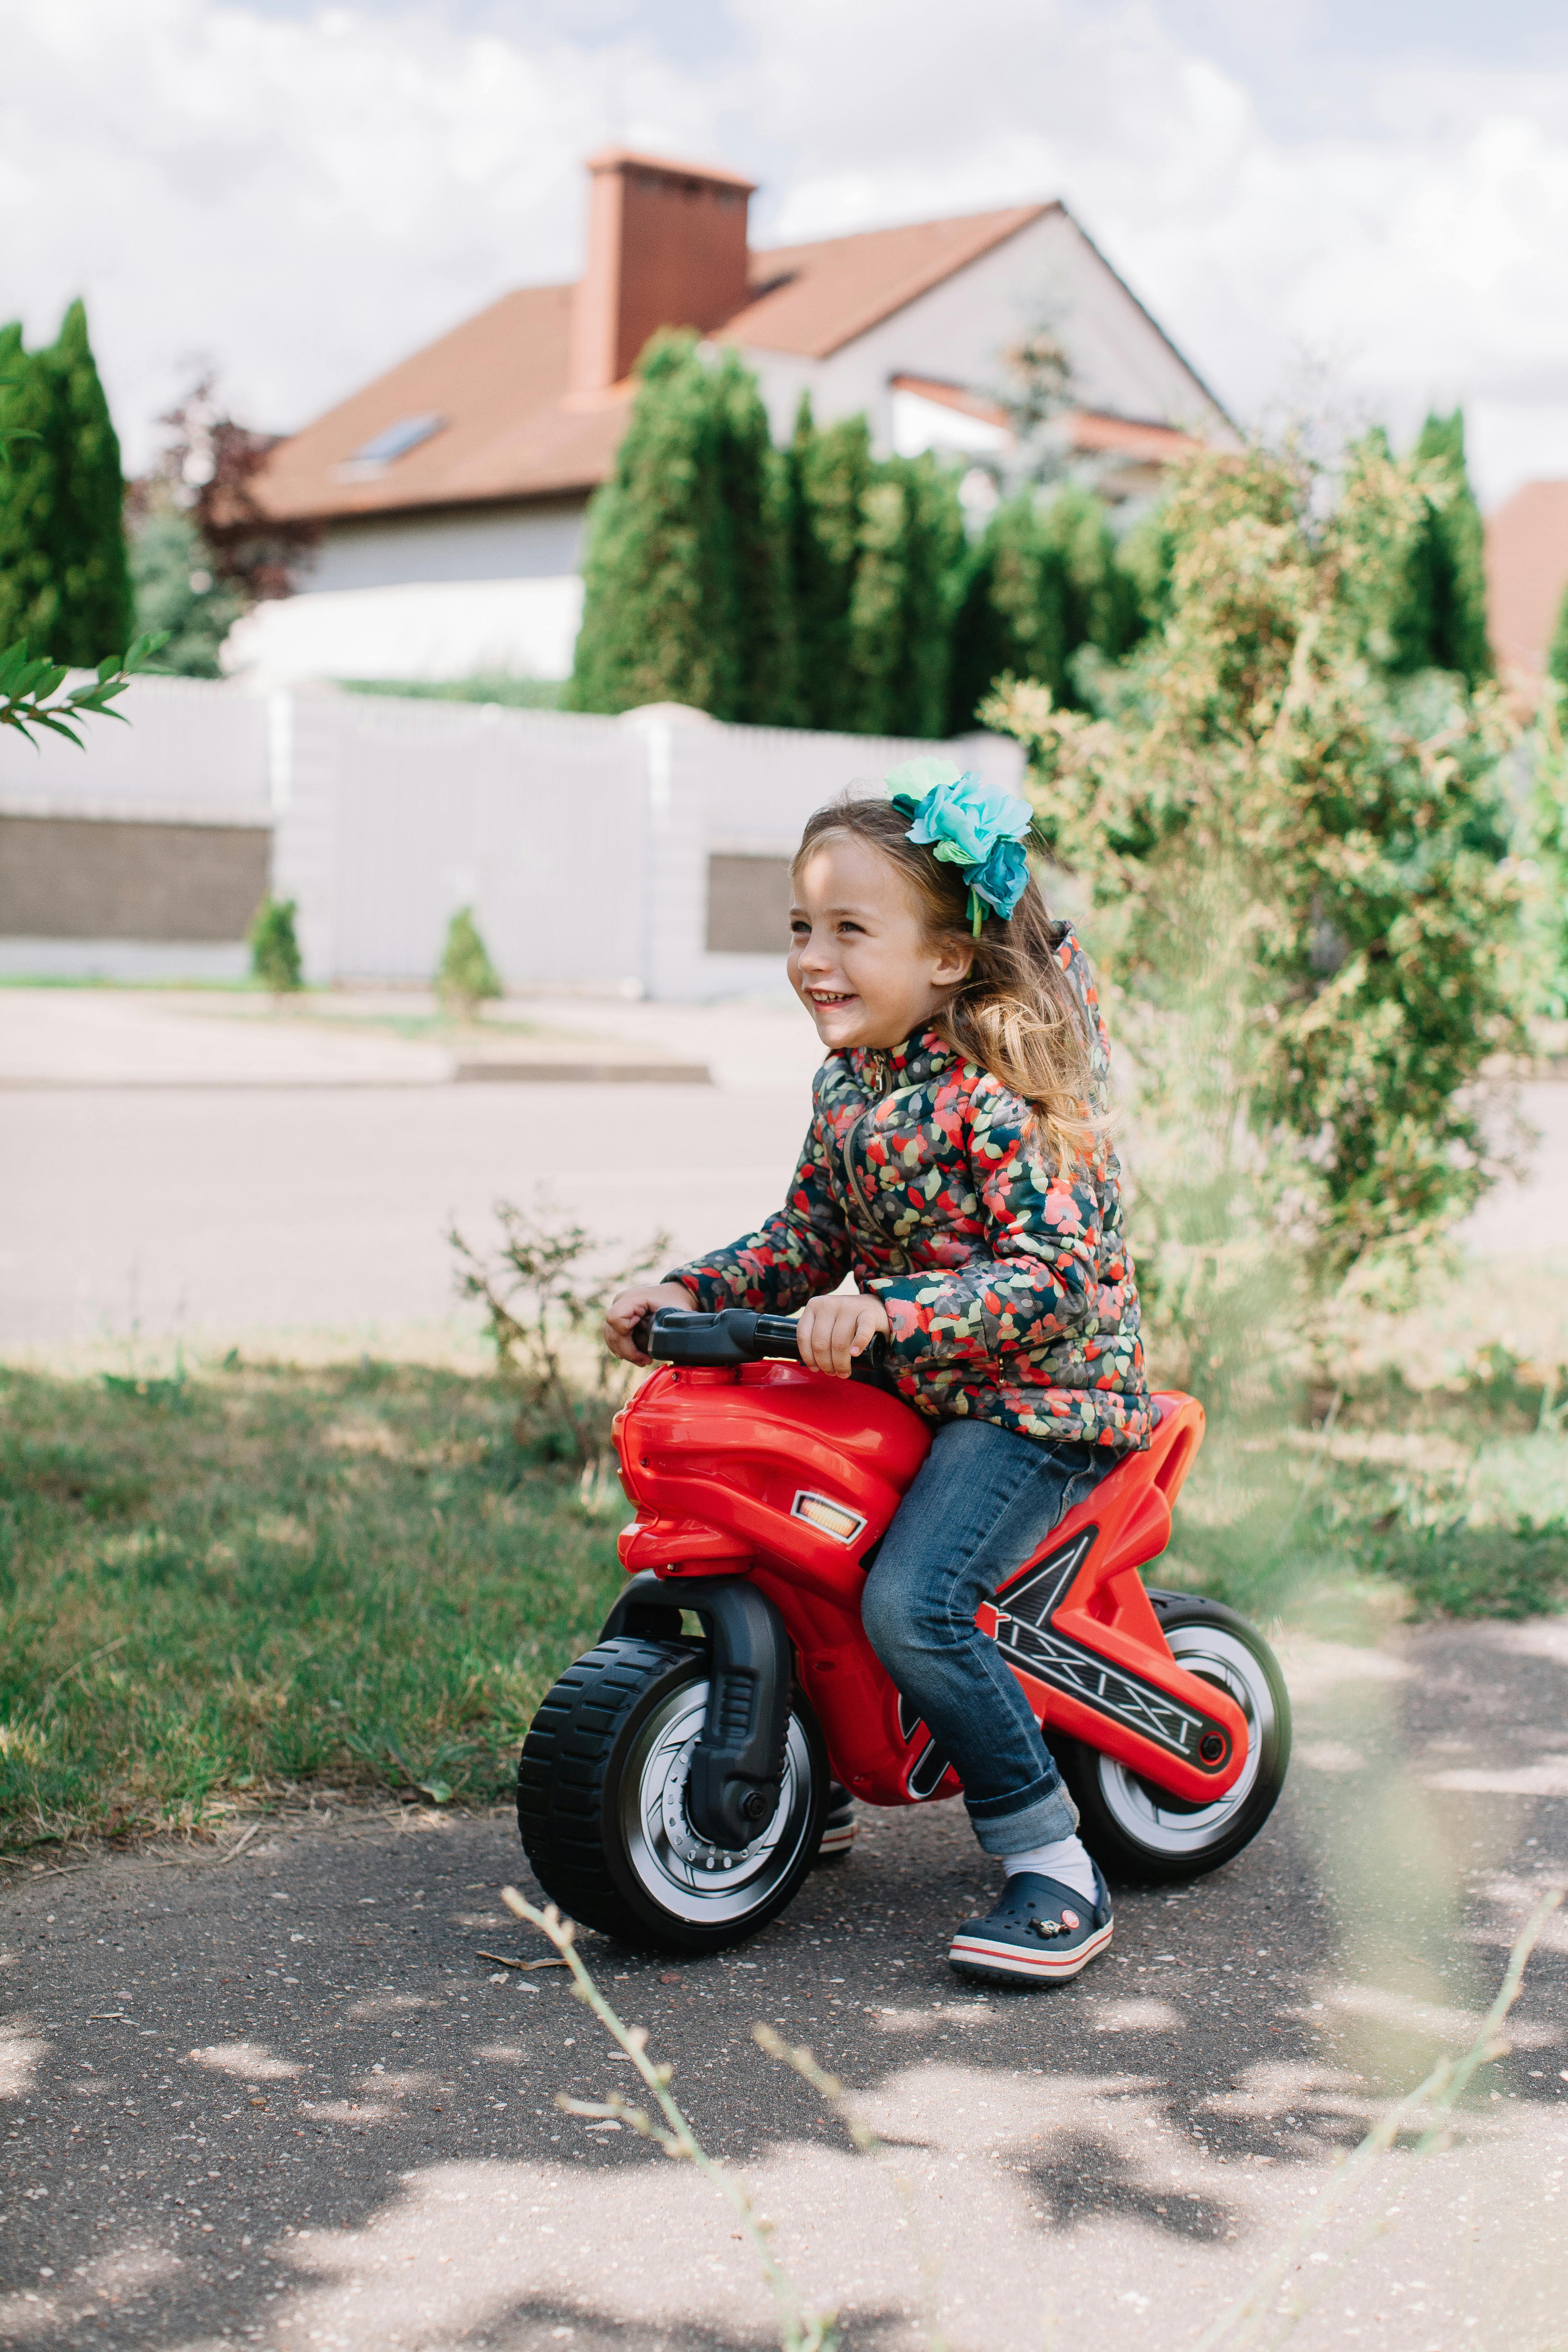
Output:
(5, 1620), (1565, 2351)
(1, 981), (1563, 1357)
(0, 990), (821, 1356)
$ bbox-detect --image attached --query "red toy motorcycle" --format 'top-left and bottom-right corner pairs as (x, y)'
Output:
(519, 1309), (1290, 1954)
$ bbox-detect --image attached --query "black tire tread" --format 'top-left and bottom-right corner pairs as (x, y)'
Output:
(518, 1634), (827, 1954)
(518, 1636), (700, 1939)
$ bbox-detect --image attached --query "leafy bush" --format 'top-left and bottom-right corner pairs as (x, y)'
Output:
(435, 905), (501, 1018)
(247, 896), (303, 993)
(128, 505), (240, 678)
(449, 1200), (670, 1473)
(988, 434), (1529, 1379)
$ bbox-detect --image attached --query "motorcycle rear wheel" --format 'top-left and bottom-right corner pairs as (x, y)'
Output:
(518, 1635), (828, 1954)
(1056, 1593), (1291, 1884)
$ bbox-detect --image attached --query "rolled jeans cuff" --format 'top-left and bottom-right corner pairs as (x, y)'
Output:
(966, 1769), (1080, 1855)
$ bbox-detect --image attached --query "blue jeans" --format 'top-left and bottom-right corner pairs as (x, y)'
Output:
(860, 1418), (1120, 1854)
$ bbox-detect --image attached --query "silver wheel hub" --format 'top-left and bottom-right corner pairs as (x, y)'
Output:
(1094, 1624), (1274, 1859)
(622, 1681), (816, 1927)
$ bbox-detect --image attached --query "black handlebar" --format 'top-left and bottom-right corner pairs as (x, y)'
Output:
(635, 1306), (888, 1381)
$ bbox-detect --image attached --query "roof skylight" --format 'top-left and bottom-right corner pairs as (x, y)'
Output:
(348, 413), (445, 466)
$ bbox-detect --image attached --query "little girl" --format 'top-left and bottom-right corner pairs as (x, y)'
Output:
(606, 760), (1151, 1988)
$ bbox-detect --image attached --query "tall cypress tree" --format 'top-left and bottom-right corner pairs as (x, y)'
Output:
(0, 303), (130, 665)
(846, 465), (909, 737)
(567, 332), (739, 718)
(1550, 577), (1568, 696)
(1388, 409), (1492, 687)
(945, 483), (1142, 731)
(1042, 481), (1142, 669)
(946, 495), (1065, 733)
(884, 453), (963, 739)
(786, 402), (873, 733)
(42, 300), (132, 664)
(712, 350), (796, 726)
(787, 412), (962, 740)
(0, 321), (61, 655)
(571, 349), (961, 738)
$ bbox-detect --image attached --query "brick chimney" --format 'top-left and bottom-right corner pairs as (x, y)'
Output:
(568, 148), (757, 395)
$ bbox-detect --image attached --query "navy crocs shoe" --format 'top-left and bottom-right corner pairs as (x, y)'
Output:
(948, 1866), (1114, 1986)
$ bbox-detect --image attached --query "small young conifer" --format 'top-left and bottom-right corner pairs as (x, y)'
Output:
(248, 897), (303, 994)
(436, 907), (502, 1018)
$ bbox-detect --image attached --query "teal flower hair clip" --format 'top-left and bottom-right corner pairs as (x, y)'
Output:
(884, 756), (1046, 935)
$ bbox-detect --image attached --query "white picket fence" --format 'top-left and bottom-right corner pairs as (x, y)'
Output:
(0, 677), (1022, 999)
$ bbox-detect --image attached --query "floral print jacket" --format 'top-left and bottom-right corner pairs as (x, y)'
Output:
(668, 928), (1151, 1450)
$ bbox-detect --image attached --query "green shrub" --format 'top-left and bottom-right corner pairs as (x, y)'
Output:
(247, 896), (303, 993)
(436, 905), (501, 1017)
(988, 433), (1528, 1382)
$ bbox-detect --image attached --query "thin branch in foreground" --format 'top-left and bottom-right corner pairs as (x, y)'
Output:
(500, 1888), (839, 2352)
(754, 2026), (952, 2352)
(1191, 1885), (1564, 2352)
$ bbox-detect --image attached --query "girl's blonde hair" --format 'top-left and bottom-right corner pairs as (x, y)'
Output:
(793, 797), (1102, 1172)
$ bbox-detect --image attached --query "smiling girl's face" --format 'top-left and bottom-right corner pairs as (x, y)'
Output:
(788, 832), (972, 1053)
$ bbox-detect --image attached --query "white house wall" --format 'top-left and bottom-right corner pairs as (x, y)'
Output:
(301, 500), (588, 593)
(745, 209), (1230, 455)
(224, 575), (585, 687)
(226, 498), (590, 685)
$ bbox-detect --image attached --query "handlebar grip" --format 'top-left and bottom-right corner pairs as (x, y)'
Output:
(631, 1311), (655, 1357)
(642, 1306), (891, 1379)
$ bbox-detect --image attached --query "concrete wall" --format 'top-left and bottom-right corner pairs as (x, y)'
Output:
(301, 501), (588, 593)
(0, 674), (275, 980)
(0, 677), (1024, 1000)
(0, 816), (269, 941)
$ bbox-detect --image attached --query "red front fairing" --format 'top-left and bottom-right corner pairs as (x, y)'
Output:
(613, 1363), (1243, 1811)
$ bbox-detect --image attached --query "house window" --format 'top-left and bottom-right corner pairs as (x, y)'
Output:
(706, 854), (792, 955)
(348, 414), (445, 466)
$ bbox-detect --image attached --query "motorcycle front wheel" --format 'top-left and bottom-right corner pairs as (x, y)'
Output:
(1056, 1593), (1292, 1884)
(518, 1636), (829, 1954)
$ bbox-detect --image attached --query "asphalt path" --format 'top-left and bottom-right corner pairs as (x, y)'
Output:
(4, 1620), (1566, 2352)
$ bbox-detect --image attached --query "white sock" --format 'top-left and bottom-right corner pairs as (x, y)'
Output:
(1001, 1834), (1098, 1905)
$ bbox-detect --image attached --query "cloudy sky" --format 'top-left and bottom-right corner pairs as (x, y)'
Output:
(6, 0), (1568, 503)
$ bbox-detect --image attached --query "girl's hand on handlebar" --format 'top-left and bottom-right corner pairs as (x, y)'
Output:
(604, 1282), (698, 1366)
(796, 1292), (890, 1379)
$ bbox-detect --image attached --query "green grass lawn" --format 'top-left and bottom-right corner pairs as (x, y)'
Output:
(0, 1352), (1563, 1855)
(0, 1359), (623, 1854)
(1164, 1359), (1568, 1625)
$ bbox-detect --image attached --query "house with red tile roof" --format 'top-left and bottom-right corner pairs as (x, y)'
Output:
(1484, 478), (1568, 699)
(234, 148), (1232, 687)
